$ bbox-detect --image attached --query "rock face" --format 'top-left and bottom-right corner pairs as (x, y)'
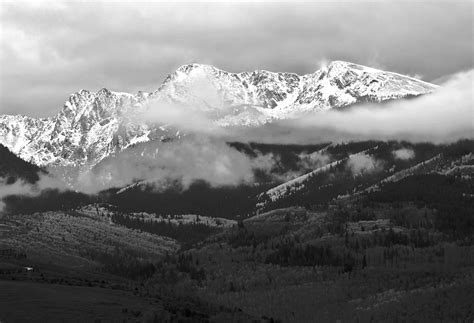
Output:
(0, 61), (438, 167)
(0, 90), (160, 166)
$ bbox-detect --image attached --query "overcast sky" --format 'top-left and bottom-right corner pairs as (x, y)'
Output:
(0, 1), (472, 117)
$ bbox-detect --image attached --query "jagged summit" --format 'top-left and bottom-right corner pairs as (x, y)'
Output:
(0, 88), (155, 167)
(156, 60), (437, 113)
(0, 61), (438, 167)
(176, 63), (218, 73)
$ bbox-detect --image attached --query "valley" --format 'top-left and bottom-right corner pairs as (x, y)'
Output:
(1, 139), (473, 322)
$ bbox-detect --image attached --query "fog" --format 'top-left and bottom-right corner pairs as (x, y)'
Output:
(297, 151), (331, 170)
(0, 174), (68, 212)
(226, 69), (474, 144)
(74, 138), (278, 193)
(392, 148), (416, 160)
(347, 154), (383, 175)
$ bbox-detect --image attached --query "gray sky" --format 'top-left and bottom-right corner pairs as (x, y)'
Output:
(0, 1), (472, 117)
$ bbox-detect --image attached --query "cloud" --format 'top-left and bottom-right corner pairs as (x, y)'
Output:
(137, 100), (223, 136)
(67, 136), (321, 193)
(0, 175), (67, 198)
(393, 148), (415, 160)
(227, 69), (474, 144)
(72, 137), (280, 193)
(1, 1), (472, 117)
(135, 68), (473, 146)
(0, 174), (68, 212)
(1, 68), (471, 199)
(37, 68), (474, 193)
(347, 154), (382, 175)
(0, 180), (40, 211)
(297, 151), (331, 170)
(251, 152), (279, 174)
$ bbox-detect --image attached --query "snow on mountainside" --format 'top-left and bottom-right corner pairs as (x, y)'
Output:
(256, 145), (379, 209)
(0, 61), (438, 167)
(153, 61), (438, 124)
(0, 90), (169, 167)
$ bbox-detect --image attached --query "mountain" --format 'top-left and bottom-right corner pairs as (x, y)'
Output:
(102, 139), (474, 215)
(0, 90), (172, 167)
(0, 61), (438, 167)
(157, 61), (437, 111)
(256, 140), (474, 213)
(154, 61), (438, 125)
(104, 140), (473, 218)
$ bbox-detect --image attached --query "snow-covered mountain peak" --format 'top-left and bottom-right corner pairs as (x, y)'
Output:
(290, 60), (440, 111)
(161, 64), (229, 88)
(175, 63), (219, 74)
(0, 87), (159, 167)
(1, 61), (439, 167)
(154, 60), (438, 115)
(323, 60), (438, 90)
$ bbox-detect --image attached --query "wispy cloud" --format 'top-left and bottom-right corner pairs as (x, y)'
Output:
(297, 151), (331, 170)
(0, 174), (68, 212)
(347, 154), (383, 175)
(72, 137), (280, 193)
(392, 148), (415, 160)
(228, 69), (474, 144)
(38, 69), (474, 193)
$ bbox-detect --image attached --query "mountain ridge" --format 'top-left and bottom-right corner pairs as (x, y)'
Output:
(0, 61), (438, 167)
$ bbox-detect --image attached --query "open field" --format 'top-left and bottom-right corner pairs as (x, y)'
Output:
(0, 280), (163, 322)
(0, 209), (178, 269)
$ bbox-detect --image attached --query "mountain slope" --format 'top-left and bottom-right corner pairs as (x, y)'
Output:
(0, 90), (174, 167)
(0, 61), (438, 167)
(0, 144), (44, 184)
(256, 141), (474, 213)
(156, 61), (437, 113)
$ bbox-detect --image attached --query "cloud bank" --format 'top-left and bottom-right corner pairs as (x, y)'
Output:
(393, 148), (415, 160)
(297, 151), (331, 170)
(226, 69), (474, 144)
(37, 69), (474, 195)
(0, 174), (68, 212)
(137, 69), (473, 145)
(0, 65), (471, 202)
(347, 154), (383, 175)
(74, 138), (278, 193)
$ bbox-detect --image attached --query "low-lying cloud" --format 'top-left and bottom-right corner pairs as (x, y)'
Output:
(347, 154), (383, 175)
(39, 70), (474, 193)
(298, 151), (331, 170)
(135, 69), (473, 145)
(226, 69), (474, 144)
(392, 148), (415, 160)
(2, 69), (472, 201)
(0, 174), (68, 212)
(137, 101), (222, 136)
(74, 138), (278, 193)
